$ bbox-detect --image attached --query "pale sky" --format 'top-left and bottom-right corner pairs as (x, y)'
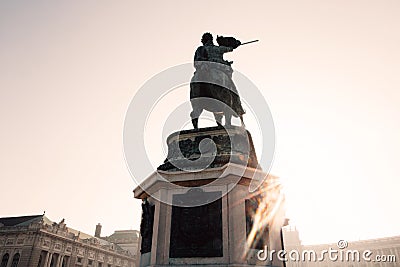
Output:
(1, 1), (399, 245)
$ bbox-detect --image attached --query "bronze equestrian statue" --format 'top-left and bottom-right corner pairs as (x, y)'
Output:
(190, 33), (257, 129)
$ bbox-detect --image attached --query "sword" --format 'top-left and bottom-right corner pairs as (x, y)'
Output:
(240, 40), (259, 46)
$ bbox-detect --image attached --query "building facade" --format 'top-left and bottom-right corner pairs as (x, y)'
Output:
(283, 226), (399, 267)
(101, 230), (139, 261)
(0, 215), (135, 267)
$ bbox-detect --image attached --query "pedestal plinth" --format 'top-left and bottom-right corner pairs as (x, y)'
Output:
(134, 127), (286, 267)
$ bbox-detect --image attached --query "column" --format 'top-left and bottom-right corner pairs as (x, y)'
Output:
(55, 254), (61, 267)
(43, 252), (50, 267)
(46, 253), (53, 267)
(58, 255), (64, 267)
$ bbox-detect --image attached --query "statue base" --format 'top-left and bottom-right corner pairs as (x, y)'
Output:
(158, 126), (259, 172)
(134, 127), (286, 267)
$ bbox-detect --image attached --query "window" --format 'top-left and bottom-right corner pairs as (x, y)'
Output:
(88, 259), (93, 266)
(77, 257), (82, 263)
(11, 253), (20, 267)
(0, 254), (9, 267)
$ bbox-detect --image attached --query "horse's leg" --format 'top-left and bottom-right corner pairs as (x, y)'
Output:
(225, 112), (232, 127)
(214, 113), (223, 128)
(190, 105), (202, 129)
(240, 115), (245, 127)
(192, 118), (199, 129)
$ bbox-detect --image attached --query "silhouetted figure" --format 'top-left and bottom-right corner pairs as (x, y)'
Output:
(190, 32), (245, 129)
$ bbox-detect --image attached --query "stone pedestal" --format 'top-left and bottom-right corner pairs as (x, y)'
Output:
(134, 127), (286, 267)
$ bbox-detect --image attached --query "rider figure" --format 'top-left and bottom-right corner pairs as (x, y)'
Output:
(193, 33), (245, 119)
(194, 32), (234, 75)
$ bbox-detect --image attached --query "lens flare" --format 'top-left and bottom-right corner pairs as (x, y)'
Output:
(243, 175), (285, 259)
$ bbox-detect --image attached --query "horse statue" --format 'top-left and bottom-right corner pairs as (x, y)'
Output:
(190, 33), (248, 129)
(190, 62), (245, 129)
